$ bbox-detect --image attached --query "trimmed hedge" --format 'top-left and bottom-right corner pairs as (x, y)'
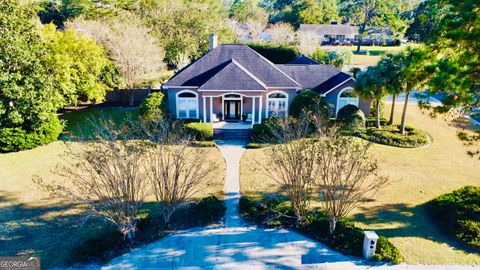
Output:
(184, 122), (213, 141)
(0, 115), (63, 152)
(239, 196), (403, 263)
(68, 196), (225, 265)
(426, 186), (480, 251)
(247, 43), (298, 64)
(337, 105), (366, 132)
(371, 236), (403, 264)
(358, 125), (429, 148)
(139, 92), (168, 120)
(366, 117), (389, 128)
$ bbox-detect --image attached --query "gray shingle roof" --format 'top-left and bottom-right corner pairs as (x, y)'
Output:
(287, 56), (319, 65)
(198, 59), (267, 91)
(276, 64), (352, 94)
(163, 44), (352, 94)
(299, 24), (358, 36)
(164, 44), (300, 89)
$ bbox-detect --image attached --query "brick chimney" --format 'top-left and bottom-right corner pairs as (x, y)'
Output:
(209, 34), (218, 50)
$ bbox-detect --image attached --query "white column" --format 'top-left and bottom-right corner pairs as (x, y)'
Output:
(222, 96), (224, 120)
(251, 96), (256, 127)
(210, 96), (213, 123)
(203, 96), (207, 123)
(258, 96), (263, 124)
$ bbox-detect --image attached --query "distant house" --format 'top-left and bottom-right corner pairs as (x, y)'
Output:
(299, 23), (359, 45)
(162, 36), (370, 126)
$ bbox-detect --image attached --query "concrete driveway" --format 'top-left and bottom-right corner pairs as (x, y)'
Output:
(102, 139), (355, 269)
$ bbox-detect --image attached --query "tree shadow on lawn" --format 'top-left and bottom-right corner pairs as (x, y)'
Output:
(351, 203), (478, 255)
(0, 191), (110, 268)
(59, 106), (140, 141)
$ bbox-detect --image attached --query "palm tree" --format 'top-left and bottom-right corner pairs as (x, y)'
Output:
(396, 47), (432, 134)
(378, 55), (403, 125)
(355, 66), (386, 128)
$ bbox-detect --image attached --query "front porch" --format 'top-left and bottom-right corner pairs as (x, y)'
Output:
(202, 93), (264, 127)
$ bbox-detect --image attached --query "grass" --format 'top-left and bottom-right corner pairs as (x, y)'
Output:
(59, 107), (140, 139)
(322, 45), (417, 66)
(240, 104), (480, 264)
(0, 109), (225, 268)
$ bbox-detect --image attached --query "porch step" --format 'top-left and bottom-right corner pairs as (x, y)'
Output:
(214, 129), (252, 140)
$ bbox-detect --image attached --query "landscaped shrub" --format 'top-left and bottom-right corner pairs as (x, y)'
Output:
(427, 186), (480, 251)
(139, 92), (168, 120)
(251, 123), (275, 143)
(250, 117), (285, 143)
(359, 125), (429, 148)
(190, 196), (227, 225)
(337, 105), (366, 132)
(247, 43), (298, 64)
(240, 196), (402, 263)
(184, 122), (213, 141)
(67, 229), (125, 264)
(289, 89), (329, 119)
(0, 115), (63, 152)
(366, 117), (388, 128)
(371, 236), (404, 264)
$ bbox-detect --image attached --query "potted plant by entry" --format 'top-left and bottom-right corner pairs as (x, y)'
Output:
(216, 112), (223, 121)
(242, 113), (248, 122)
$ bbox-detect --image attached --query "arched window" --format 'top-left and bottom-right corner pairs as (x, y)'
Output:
(176, 90), (198, 119)
(336, 88), (359, 116)
(267, 91), (288, 118)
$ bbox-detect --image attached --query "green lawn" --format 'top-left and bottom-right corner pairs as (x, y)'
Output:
(59, 107), (140, 139)
(1, 107), (225, 268)
(240, 104), (480, 264)
(322, 45), (418, 66)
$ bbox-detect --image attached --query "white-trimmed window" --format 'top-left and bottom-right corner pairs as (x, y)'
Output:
(267, 92), (288, 118)
(336, 88), (359, 115)
(176, 91), (198, 118)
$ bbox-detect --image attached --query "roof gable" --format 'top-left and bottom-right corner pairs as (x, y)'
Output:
(276, 64), (351, 94)
(198, 59), (267, 91)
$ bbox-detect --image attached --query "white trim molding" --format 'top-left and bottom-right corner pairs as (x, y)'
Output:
(335, 87), (359, 116)
(321, 77), (355, 97)
(176, 90), (199, 119)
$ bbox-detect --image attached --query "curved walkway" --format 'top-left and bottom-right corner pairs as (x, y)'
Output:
(102, 139), (355, 269)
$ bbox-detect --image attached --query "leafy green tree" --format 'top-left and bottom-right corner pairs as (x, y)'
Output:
(38, 0), (139, 27)
(266, 0), (338, 27)
(339, 0), (407, 52)
(0, 0), (64, 151)
(423, 0), (480, 114)
(230, 0), (269, 23)
(41, 24), (117, 105)
(140, 0), (235, 67)
(355, 66), (386, 128)
(404, 1), (442, 42)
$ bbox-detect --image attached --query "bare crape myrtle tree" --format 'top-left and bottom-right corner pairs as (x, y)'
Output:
(315, 127), (390, 234)
(141, 120), (216, 224)
(35, 118), (215, 241)
(34, 119), (149, 242)
(259, 116), (316, 223)
(259, 112), (389, 231)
